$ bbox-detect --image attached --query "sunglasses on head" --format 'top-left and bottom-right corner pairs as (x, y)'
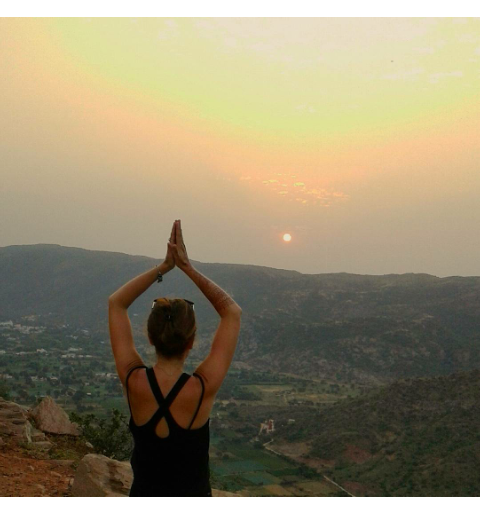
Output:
(151, 298), (195, 310)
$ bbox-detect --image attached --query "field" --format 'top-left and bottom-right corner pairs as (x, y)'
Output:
(209, 433), (342, 496)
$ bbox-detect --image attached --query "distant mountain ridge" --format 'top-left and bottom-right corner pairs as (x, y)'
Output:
(2, 244), (480, 384)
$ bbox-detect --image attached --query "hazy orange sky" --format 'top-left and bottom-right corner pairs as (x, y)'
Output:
(1, 18), (480, 276)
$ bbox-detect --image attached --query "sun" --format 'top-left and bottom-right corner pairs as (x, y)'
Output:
(283, 233), (292, 242)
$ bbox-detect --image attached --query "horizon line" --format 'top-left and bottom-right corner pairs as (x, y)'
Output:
(2, 242), (480, 280)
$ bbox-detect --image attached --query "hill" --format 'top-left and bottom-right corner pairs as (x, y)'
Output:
(270, 369), (480, 496)
(2, 244), (480, 383)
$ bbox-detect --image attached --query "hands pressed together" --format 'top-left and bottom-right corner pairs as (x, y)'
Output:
(164, 220), (191, 272)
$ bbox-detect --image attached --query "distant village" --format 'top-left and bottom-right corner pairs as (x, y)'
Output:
(1, 314), (329, 447)
(0, 316), (121, 408)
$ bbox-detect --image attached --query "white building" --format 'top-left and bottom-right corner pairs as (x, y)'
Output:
(259, 419), (275, 435)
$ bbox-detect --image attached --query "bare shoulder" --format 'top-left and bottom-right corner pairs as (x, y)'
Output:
(187, 372), (215, 425)
(125, 367), (148, 392)
(192, 371), (206, 387)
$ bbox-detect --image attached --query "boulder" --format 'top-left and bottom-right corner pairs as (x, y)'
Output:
(29, 396), (80, 436)
(31, 430), (47, 442)
(72, 454), (243, 497)
(71, 454), (133, 497)
(0, 397), (34, 443)
(30, 440), (54, 451)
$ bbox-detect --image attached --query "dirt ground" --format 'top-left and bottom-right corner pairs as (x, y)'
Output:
(0, 444), (75, 497)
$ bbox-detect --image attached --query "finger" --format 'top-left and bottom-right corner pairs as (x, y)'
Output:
(176, 220), (183, 243)
(170, 222), (176, 244)
(176, 220), (187, 250)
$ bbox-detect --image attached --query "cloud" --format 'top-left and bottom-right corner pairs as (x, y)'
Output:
(429, 71), (464, 83)
(381, 67), (425, 81)
(238, 171), (350, 207)
(157, 19), (179, 41)
(413, 47), (435, 54)
(223, 36), (238, 49)
(458, 34), (479, 43)
(294, 104), (317, 114)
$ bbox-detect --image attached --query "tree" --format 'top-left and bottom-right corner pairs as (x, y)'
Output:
(0, 381), (10, 400)
(72, 389), (83, 403)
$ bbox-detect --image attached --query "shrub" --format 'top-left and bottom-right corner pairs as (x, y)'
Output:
(70, 408), (133, 461)
(0, 381), (10, 400)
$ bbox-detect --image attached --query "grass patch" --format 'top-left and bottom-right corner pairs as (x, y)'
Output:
(242, 472), (280, 486)
(47, 434), (91, 463)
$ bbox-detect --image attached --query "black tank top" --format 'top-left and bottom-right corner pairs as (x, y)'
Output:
(126, 366), (211, 497)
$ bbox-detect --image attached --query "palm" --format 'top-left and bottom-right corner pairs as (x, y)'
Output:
(164, 221), (176, 269)
(165, 246), (175, 268)
(166, 220), (190, 269)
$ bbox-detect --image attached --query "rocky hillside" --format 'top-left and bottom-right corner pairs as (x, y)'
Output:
(0, 396), (242, 497)
(2, 244), (480, 384)
(0, 395), (84, 496)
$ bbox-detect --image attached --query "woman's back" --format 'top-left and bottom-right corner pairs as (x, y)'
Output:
(126, 366), (213, 497)
(108, 220), (242, 497)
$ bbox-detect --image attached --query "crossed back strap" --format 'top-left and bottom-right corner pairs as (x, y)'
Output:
(127, 366), (206, 431)
(145, 367), (191, 428)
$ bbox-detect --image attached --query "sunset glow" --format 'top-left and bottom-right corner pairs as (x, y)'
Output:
(2, 17), (480, 275)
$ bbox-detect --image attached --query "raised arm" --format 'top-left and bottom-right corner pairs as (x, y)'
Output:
(185, 264), (242, 394)
(108, 222), (176, 385)
(168, 220), (242, 394)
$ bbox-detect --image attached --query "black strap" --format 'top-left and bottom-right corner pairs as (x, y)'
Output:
(125, 365), (148, 417)
(145, 368), (191, 426)
(187, 372), (205, 430)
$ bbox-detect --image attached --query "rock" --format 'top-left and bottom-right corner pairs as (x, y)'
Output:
(35, 483), (46, 495)
(72, 454), (133, 497)
(0, 398), (34, 443)
(30, 441), (53, 451)
(29, 397), (80, 436)
(31, 429), (46, 442)
(85, 441), (93, 449)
